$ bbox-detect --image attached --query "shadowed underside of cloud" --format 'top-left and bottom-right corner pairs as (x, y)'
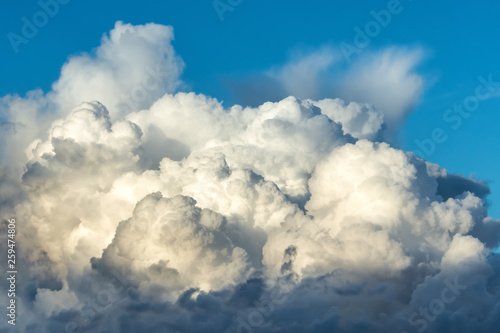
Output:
(0, 22), (499, 333)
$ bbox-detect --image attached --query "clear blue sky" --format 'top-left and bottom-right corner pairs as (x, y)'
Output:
(1, 0), (499, 218)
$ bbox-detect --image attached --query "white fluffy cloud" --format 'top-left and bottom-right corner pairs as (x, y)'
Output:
(51, 21), (184, 119)
(336, 48), (425, 141)
(0, 22), (499, 333)
(227, 47), (424, 143)
(264, 140), (486, 281)
(95, 193), (252, 299)
(0, 21), (183, 170)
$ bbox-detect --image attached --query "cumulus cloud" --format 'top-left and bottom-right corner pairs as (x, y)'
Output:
(227, 47), (425, 144)
(336, 48), (425, 141)
(0, 22), (499, 333)
(0, 21), (183, 170)
(92, 193), (252, 299)
(51, 21), (184, 119)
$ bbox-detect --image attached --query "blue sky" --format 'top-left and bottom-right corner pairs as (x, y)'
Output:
(1, 0), (499, 217)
